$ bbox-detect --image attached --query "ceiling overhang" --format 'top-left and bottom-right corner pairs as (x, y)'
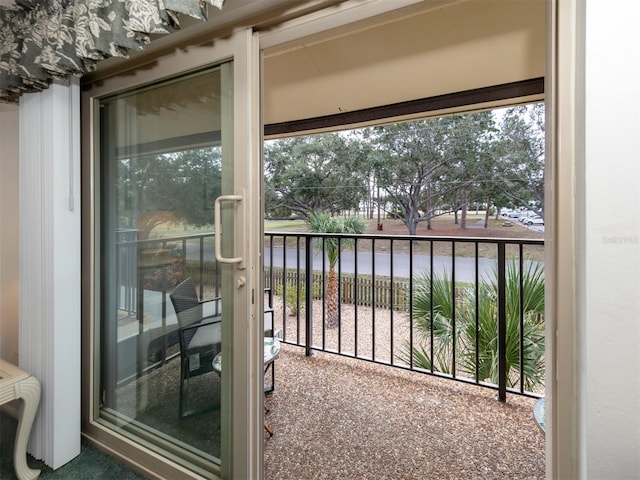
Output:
(262, 0), (545, 135)
(80, 0), (545, 138)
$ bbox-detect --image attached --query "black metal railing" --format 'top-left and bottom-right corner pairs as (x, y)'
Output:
(115, 230), (545, 400)
(264, 232), (545, 400)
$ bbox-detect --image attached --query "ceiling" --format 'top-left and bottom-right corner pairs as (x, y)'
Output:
(83, 0), (545, 139)
(262, 0), (545, 133)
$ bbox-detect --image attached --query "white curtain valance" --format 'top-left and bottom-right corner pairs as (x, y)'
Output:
(0, 0), (224, 103)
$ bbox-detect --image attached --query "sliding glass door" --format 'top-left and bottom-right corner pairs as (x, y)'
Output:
(83, 30), (262, 479)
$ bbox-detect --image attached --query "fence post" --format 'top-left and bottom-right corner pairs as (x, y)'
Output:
(497, 242), (507, 402)
(305, 235), (313, 357)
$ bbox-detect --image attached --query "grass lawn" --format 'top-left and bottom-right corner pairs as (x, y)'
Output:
(145, 214), (544, 261)
(264, 214), (544, 261)
(264, 219), (308, 232)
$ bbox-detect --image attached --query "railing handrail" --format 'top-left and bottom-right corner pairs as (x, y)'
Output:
(266, 230), (544, 245)
(117, 229), (545, 247)
(117, 232), (216, 246)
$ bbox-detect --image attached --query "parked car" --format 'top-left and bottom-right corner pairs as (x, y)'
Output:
(516, 211), (536, 222)
(525, 216), (544, 226)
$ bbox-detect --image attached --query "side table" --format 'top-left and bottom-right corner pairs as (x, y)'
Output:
(533, 397), (546, 433)
(0, 359), (42, 480)
(212, 338), (281, 437)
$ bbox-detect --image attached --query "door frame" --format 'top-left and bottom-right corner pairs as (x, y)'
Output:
(80, 28), (263, 480)
(258, 1), (576, 478)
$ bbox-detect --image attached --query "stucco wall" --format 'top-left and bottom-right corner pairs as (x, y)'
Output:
(581, 0), (640, 477)
(0, 102), (19, 364)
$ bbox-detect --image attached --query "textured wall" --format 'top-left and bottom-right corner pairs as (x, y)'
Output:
(0, 103), (19, 365)
(582, 0), (640, 477)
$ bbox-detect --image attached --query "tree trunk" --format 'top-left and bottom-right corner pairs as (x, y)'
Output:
(326, 267), (339, 328)
(426, 183), (432, 230)
(460, 187), (468, 229)
(484, 198), (491, 228)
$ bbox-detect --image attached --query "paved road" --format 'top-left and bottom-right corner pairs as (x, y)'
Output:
(185, 243), (540, 283)
(265, 247), (503, 283)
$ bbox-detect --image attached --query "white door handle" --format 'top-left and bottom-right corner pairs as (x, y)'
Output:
(214, 191), (245, 269)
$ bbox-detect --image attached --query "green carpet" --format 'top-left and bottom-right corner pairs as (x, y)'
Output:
(0, 358), (222, 480)
(0, 412), (145, 480)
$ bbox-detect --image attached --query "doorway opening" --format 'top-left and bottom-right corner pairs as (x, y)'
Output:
(260, 103), (546, 477)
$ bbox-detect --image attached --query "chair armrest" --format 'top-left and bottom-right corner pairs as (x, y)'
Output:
(264, 307), (274, 337)
(178, 315), (222, 352)
(179, 315), (221, 335)
(200, 297), (222, 317)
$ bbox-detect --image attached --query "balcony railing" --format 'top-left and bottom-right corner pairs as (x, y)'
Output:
(264, 231), (545, 401)
(116, 230), (545, 400)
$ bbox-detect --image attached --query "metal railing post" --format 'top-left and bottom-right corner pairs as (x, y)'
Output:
(497, 242), (507, 402)
(305, 235), (313, 356)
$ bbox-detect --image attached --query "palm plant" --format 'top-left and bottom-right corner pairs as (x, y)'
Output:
(403, 261), (545, 391)
(308, 212), (365, 328)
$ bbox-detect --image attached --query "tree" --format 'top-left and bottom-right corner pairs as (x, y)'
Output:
(117, 147), (222, 232)
(308, 212), (366, 329)
(264, 134), (369, 219)
(367, 119), (454, 235)
(494, 103), (545, 217)
(367, 113), (499, 233)
(438, 112), (497, 229)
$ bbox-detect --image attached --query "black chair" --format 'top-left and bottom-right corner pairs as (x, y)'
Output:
(170, 277), (221, 418)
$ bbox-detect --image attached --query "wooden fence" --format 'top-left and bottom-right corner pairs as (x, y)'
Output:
(178, 261), (409, 311)
(266, 268), (408, 311)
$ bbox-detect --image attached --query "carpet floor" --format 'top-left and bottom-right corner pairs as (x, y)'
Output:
(0, 413), (144, 480)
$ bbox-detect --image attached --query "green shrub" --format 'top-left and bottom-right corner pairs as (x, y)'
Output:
(275, 281), (320, 316)
(400, 261), (545, 391)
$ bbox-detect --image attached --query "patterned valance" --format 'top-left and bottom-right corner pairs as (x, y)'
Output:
(0, 0), (224, 103)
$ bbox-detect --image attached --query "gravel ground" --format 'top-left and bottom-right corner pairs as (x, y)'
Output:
(264, 345), (545, 480)
(264, 296), (545, 480)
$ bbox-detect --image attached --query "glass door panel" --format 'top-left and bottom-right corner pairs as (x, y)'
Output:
(98, 66), (232, 476)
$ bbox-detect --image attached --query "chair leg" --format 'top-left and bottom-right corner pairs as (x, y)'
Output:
(179, 360), (188, 418)
(264, 362), (275, 393)
(263, 404), (273, 437)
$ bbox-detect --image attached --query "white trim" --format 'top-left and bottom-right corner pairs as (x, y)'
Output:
(547, 0), (585, 477)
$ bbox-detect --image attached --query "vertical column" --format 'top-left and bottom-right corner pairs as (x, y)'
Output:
(19, 78), (81, 469)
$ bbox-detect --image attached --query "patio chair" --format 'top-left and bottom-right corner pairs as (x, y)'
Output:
(263, 287), (278, 393)
(170, 277), (222, 418)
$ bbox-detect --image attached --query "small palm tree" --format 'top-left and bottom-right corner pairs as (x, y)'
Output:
(403, 261), (545, 391)
(308, 212), (365, 329)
